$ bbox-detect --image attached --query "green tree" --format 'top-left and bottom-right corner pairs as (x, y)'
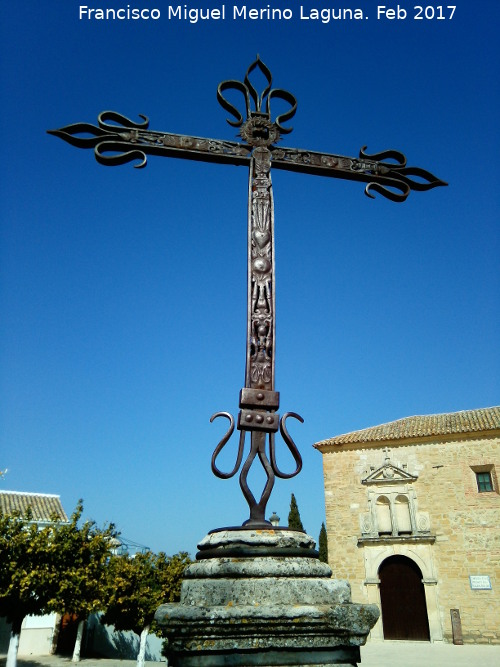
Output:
(0, 510), (56, 667)
(46, 500), (118, 662)
(101, 550), (191, 667)
(318, 522), (328, 563)
(288, 493), (305, 532)
(0, 501), (117, 667)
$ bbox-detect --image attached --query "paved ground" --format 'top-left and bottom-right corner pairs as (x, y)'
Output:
(2, 643), (500, 667)
(361, 640), (499, 666)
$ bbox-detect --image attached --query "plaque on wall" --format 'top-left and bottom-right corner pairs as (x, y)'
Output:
(469, 575), (492, 590)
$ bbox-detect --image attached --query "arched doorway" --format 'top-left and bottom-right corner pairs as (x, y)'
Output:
(379, 555), (430, 641)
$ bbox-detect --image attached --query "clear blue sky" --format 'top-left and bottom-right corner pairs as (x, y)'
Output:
(1, 2), (498, 556)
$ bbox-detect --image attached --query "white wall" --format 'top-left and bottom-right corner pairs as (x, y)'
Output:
(85, 614), (164, 661)
(18, 614), (58, 656)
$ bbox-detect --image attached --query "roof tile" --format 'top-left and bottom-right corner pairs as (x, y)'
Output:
(314, 406), (500, 448)
(0, 491), (68, 522)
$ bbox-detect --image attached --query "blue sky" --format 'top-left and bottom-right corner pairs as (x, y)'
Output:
(1, 2), (499, 556)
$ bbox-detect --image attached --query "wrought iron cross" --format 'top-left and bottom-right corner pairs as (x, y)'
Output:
(48, 57), (446, 529)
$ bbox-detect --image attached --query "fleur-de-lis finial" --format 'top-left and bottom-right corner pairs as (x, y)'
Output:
(217, 56), (297, 147)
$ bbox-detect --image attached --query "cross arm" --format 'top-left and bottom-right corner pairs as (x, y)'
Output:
(48, 111), (252, 168)
(271, 145), (447, 202)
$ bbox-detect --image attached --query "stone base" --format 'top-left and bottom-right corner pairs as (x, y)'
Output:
(156, 529), (379, 666)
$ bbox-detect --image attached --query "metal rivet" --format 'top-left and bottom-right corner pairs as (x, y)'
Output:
(256, 392), (264, 400)
(245, 414), (253, 422)
(255, 415), (264, 423)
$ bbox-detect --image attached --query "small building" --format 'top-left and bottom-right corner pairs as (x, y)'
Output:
(314, 406), (499, 644)
(0, 491), (68, 656)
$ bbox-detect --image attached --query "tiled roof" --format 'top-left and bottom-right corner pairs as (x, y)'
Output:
(314, 406), (500, 449)
(0, 491), (68, 522)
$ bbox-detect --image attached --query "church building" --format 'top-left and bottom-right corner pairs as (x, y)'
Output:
(314, 406), (499, 644)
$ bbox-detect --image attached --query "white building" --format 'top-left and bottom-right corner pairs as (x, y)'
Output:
(0, 491), (68, 656)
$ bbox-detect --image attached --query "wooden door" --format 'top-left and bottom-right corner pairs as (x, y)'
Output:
(379, 555), (430, 641)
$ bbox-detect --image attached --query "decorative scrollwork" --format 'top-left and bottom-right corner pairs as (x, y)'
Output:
(47, 112), (148, 148)
(217, 56), (297, 145)
(247, 147), (275, 391)
(210, 408), (303, 527)
(48, 114), (252, 169)
(98, 110), (150, 132)
(270, 412), (304, 479)
(270, 144), (447, 202)
(359, 146), (407, 167)
(359, 146), (447, 202)
(210, 412), (245, 479)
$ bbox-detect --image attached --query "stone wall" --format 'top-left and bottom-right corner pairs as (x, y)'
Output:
(321, 431), (500, 644)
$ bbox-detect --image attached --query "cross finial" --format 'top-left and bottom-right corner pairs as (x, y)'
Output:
(217, 57), (297, 147)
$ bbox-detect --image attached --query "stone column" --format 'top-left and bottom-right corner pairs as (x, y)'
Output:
(364, 579), (383, 640)
(422, 579), (443, 642)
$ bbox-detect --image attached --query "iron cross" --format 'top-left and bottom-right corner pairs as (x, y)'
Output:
(48, 57), (447, 528)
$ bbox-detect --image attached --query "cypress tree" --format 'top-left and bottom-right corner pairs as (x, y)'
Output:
(318, 522), (328, 563)
(288, 493), (305, 532)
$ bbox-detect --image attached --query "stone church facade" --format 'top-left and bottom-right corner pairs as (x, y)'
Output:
(314, 406), (499, 644)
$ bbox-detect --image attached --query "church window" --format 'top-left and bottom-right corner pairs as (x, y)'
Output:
(476, 471), (493, 493)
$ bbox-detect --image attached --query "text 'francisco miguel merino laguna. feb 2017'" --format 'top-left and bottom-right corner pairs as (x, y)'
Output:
(78, 5), (457, 23)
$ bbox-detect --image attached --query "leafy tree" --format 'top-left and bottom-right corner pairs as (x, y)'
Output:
(0, 510), (56, 667)
(287, 493), (305, 532)
(0, 501), (117, 667)
(46, 500), (118, 662)
(101, 550), (191, 667)
(318, 522), (328, 563)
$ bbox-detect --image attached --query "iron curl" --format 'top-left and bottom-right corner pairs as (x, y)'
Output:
(269, 412), (303, 479)
(210, 411), (245, 479)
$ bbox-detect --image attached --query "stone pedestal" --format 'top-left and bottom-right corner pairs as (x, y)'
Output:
(156, 529), (379, 666)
